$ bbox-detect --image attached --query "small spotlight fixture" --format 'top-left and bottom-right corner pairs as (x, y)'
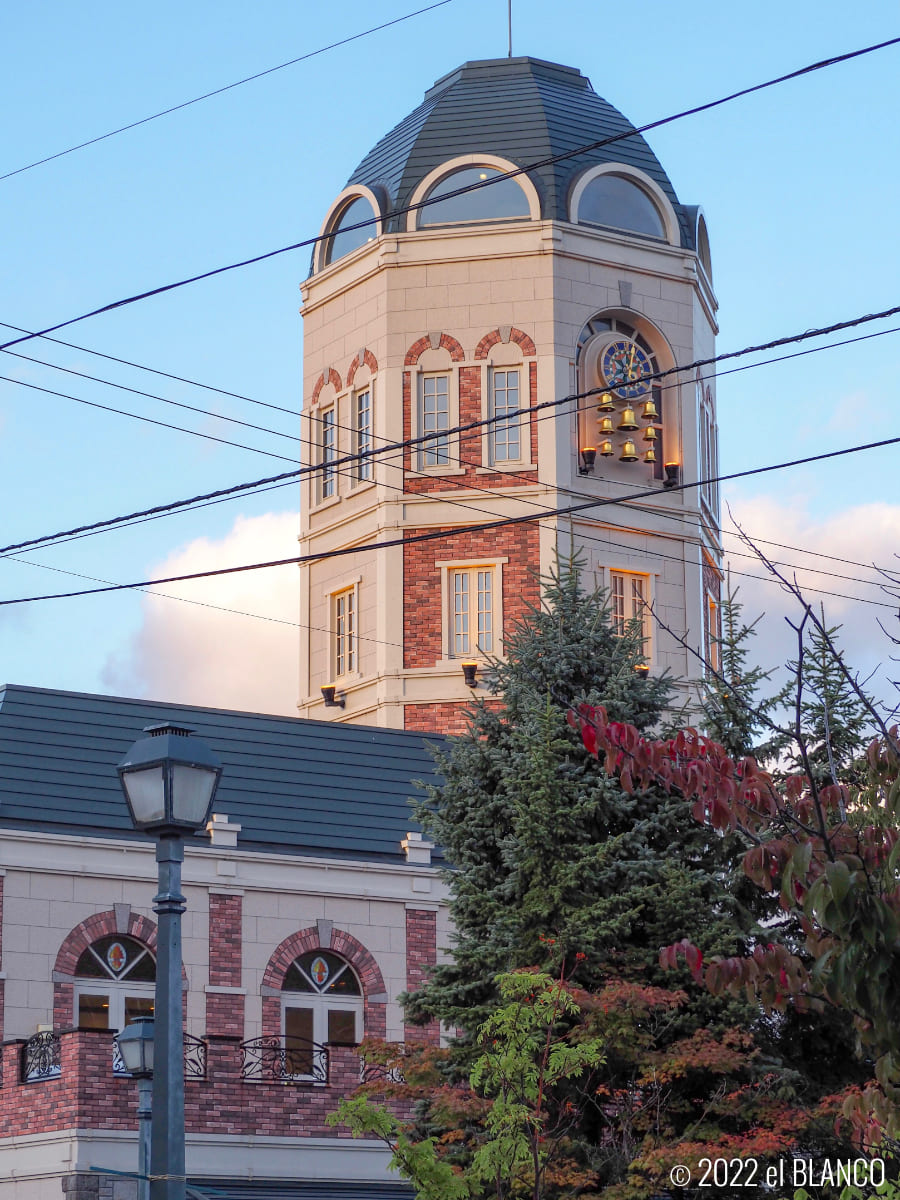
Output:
(321, 684), (345, 708)
(663, 462), (680, 488)
(461, 661), (480, 688)
(578, 446), (597, 475)
(634, 663), (650, 678)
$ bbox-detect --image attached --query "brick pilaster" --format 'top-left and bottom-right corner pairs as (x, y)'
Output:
(205, 892), (244, 1038)
(404, 908), (439, 1044)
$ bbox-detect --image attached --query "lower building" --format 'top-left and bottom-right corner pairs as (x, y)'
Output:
(0, 685), (447, 1200)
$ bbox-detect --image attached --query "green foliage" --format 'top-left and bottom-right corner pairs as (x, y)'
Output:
(407, 559), (748, 1035)
(699, 574), (791, 763)
(788, 617), (872, 787)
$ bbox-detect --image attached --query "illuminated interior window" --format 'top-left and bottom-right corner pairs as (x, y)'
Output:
(609, 570), (651, 654)
(324, 196), (378, 266)
(578, 174), (665, 239)
(418, 167), (530, 228)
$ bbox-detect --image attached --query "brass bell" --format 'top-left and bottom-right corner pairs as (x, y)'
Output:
(617, 407), (638, 432)
(643, 425), (658, 443)
(597, 392), (615, 413)
(599, 439), (614, 457)
(598, 416), (614, 435)
(644, 447), (657, 464)
(620, 439), (638, 462)
(640, 399), (659, 422)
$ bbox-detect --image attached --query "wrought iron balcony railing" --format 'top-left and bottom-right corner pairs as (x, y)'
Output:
(21, 1031), (61, 1082)
(112, 1030), (207, 1079)
(239, 1035), (329, 1085)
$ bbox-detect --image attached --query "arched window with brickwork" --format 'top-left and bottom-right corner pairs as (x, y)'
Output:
(74, 934), (155, 1032)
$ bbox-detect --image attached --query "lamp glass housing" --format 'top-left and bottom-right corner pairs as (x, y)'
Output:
(118, 724), (221, 835)
(115, 1016), (155, 1077)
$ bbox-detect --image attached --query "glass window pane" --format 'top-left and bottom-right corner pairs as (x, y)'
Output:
(419, 167), (530, 228)
(125, 996), (155, 1025)
(284, 1006), (315, 1074)
(78, 993), (110, 1030)
(491, 369), (520, 462)
(171, 764), (217, 826)
(356, 390), (372, 482)
(121, 766), (165, 824)
(578, 175), (665, 238)
(325, 196), (377, 265)
(327, 1009), (357, 1045)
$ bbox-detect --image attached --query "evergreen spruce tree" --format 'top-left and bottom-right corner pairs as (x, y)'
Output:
(699, 574), (790, 764)
(788, 615), (872, 786)
(406, 558), (749, 1034)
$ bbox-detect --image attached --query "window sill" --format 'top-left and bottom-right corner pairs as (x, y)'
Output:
(312, 494), (342, 513)
(476, 464), (537, 474)
(412, 466), (467, 477)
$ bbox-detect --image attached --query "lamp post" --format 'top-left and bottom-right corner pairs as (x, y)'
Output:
(115, 1017), (154, 1200)
(118, 724), (222, 1200)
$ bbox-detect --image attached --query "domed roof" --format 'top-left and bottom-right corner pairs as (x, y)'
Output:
(347, 56), (692, 248)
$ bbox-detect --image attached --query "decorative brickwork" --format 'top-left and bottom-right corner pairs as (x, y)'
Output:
(261, 926), (387, 1040)
(0, 874), (3, 1042)
(403, 701), (499, 733)
(404, 909), (439, 1044)
(0, 1030), (412, 1141)
(403, 351), (539, 494)
(206, 893), (244, 1038)
(474, 326), (537, 360)
(404, 333), (465, 366)
(310, 367), (343, 406)
(53, 911), (159, 1029)
(403, 522), (540, 670)
(346, 348), (378, 386)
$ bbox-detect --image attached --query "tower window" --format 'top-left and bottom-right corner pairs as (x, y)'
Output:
(609, 570), (651, 654)
(421, 374), (450, 466)
(450, 567), (494, 656)
(323, 195), (378, 266)
(577, 174), (665, 239)
(333, 587), (356, 677)
(355, 389), (373, 483)
(489, 368), (521, 463)
(319, 408), (337, 500)
(418, 166), (530, 228)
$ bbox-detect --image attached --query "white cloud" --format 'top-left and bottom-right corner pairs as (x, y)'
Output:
(722, 493), (900, 716)
(103, 511), (300, 715)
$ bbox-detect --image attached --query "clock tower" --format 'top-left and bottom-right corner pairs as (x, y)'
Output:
(296, 57), (721, 731)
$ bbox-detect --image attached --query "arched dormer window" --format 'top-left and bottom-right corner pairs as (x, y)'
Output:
(696, 213), (712, 280)
(415, 163), (533, 230)
(322, 194), (378, 267)
(571, 166), (676, 243)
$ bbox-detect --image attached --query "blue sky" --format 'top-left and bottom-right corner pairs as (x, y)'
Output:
(2, 0), (899, 715)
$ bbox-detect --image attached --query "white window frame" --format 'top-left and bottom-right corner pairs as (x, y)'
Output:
(705, 590), (721, 675)
(317, 404), (338, 502)
(280, 955), (363, 1082)
(488, 365), (524, 466)
(608, 569), (652, 658)
(698, 380), (719, 520)
(331, 584), (358, 678)
(353, 384), (374, 485)
(437, 558), (507, 661)
(412, 366), (463, 475)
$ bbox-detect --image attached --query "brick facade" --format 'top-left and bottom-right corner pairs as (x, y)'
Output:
(205, 892), (244, 1038)
(53, 910), (159, 1029)
(345, 347), (378, 386)
(403, 909), (439, 1044)
(403, 522), (541, 670)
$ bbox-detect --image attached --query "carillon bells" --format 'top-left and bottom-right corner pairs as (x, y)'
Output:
(597, 416), (614, 436)
(640, 398), (659, 422)
(599, 439), (614, 457)
(596, 392), (615, 412)
(619, 439), (638, 462)
(643, 425), (658, 443)
(617, 407), (639, 432)
(644, 446), (657, 464)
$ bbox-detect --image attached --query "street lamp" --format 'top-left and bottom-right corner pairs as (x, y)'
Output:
(118, 724), (222, 1200)
(115, 1017), (154, 1200)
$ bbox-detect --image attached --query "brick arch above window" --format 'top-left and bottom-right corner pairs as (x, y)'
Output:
(311, 367), (344, 407)
(346, 348), (379, 386)
(474, 327), (536, 360)
(404, 333), (465, 366)
(262, 925), (387, 1038)
(54, 910), (158, 976)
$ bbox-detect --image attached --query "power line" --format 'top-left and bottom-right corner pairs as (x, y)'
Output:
(0, 374), (299, 463)
(4, 432), (900, 609)
(3, 35), (898, 354)
(0, 1), (456, 183)
(3, 300), (900, 559)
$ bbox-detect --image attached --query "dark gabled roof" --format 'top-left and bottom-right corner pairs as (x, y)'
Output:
(347, 56), (692, 247)
(0, 685), (445, 865)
